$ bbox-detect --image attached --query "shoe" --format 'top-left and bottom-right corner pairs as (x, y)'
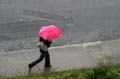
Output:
(44, 65), (56, 72)
(44, 65), (51, 72)
(44, 67), (50, 72)
(45, 65), (52, 68)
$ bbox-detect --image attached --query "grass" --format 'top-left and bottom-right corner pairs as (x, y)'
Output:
(1, 65), (120, 79)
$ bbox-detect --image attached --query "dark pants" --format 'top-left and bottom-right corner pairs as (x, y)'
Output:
(29, 48), (51, 68)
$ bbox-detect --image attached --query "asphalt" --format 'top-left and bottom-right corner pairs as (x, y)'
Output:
(1, 0), (120, 53)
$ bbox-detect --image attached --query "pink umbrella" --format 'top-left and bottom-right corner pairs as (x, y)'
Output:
(37, 25), (62, 40)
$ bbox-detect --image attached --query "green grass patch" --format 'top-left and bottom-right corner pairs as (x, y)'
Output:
(1, 65), (120, 79)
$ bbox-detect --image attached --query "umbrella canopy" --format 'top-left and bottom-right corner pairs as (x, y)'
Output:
(38, 25), (62, 40)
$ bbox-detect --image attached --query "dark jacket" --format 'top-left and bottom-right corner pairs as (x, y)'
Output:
(39, 37), (52, 48)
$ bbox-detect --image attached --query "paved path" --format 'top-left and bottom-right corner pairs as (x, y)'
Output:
(1, 39), (120, 77)
(0, 45), (96, 77)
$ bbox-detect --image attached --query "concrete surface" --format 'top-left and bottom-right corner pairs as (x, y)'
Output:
(0, 39), (120, 77)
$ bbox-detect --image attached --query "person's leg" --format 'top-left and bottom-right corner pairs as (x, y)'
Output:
(29, 54), (44, 68)
(44, 51), (51, 67)
(44, 51), (52, 72)
(28, 49), (45, 70)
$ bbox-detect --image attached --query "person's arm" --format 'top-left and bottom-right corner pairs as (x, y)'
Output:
(46, 41), (52, 48)
(39, 37), (52, 48)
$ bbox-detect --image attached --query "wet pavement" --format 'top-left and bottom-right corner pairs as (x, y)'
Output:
(0, 45), (95, 77)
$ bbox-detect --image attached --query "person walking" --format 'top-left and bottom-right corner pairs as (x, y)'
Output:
(28, 37), (52, 72)
(28, 25), (62, 73)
